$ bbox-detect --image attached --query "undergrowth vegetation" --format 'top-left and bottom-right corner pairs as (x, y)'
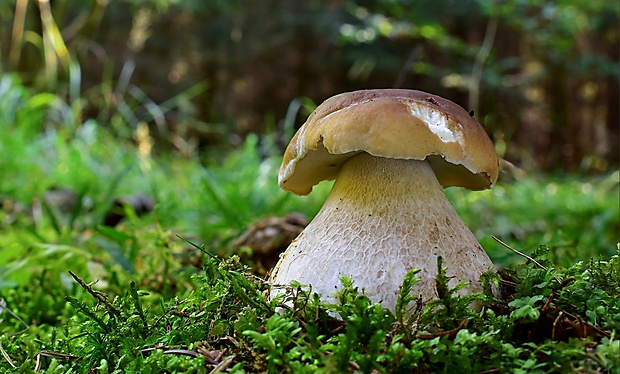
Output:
(0, 74), (618, 372)
(1, 245), (618, 372)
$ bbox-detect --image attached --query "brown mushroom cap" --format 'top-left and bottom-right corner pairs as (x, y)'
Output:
(279, 89), (499, 195)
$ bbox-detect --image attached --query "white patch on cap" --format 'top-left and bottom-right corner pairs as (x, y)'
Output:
(402, 100), (463, 144)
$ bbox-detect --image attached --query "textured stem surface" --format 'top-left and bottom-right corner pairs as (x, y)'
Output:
(270, 152), (493, 311)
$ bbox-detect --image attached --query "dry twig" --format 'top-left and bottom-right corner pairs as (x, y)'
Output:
(492, 236), (548, 270)
(415, 319), (468, 340)
(68, 271), (121, 316)
(0, 342), (16, 369)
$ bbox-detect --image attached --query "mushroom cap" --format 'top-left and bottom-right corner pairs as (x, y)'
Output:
(279, 89), (499, 195)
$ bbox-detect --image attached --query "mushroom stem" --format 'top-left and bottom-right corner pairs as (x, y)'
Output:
(270, 152), (493, 311)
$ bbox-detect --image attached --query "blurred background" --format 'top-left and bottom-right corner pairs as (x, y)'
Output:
(1, 0), (618, 172)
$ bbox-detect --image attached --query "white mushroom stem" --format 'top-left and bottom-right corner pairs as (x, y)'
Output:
(270, 152), (494, 312)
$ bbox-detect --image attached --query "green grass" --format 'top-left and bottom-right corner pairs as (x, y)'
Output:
(0, 74), (618, 373)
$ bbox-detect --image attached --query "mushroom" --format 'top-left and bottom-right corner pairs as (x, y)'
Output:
(269, 89), (499, 312)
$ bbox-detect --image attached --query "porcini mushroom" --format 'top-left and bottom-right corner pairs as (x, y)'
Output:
(269, 89), (499, 312)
